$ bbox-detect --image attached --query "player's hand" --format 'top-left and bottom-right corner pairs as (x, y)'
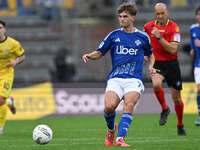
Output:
(82, 54), (91, 63)
(149, 66), (156, 77)
(8, 59), (17, 67)
(195, 39), (200, 47)
(151, 27), (160, 38)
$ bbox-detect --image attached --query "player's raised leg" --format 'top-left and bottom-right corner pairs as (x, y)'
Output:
(115, 90), (140, 147)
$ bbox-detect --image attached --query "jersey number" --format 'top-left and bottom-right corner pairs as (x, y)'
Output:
(3, 82), (10, 90)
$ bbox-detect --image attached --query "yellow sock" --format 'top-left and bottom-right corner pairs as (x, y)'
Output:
(0, 104), (8, 126)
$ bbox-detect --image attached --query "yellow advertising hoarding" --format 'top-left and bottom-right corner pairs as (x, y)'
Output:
(182, 82), (198, 114)
(5, 82), (198, 120)
(7, 82), (56, 120)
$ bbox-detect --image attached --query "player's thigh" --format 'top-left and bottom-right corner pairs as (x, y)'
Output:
(106, 78), (124, 100)
(105, 91), (120, 111)
(124, 91), (140, 104)
(123, 91), (140, 113)
(0, 76), (13, 99)
(151, 73), (164, 89)
(152, 61), (166, 88)
(122, 78), (144, 113)
(105, 78), (122, 111)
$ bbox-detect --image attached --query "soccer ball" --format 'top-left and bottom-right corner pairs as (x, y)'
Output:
(32, 124), (53, 144)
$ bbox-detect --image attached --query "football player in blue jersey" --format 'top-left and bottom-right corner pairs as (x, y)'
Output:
(190, 6), (200, 126)
(83, 2), (156, 147)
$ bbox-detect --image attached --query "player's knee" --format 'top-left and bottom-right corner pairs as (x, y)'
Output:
(153, 82), (162, 90)
(174, 100), (182, 105)
(172, 96), (181, 105)
(104, 105), (116, 114)
(124, 101), (136, 113)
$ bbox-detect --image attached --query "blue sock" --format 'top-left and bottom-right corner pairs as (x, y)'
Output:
(104, 110), (116, 131)
(117, 113), (132, 138)
(197, 92), (200, 117)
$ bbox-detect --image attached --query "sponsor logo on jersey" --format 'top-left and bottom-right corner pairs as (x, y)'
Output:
(158, 30), (165, 32)
(109, 61), (136, 78)
(98, 42), (104, 49)
(5, 50), (8, 54)
(175, 27), (179, 32)
(174, 34), (180, 42)
(115, 38), (120, 42)
(116, 45), (138, 55)
(193, 32), (196, 37)
(135, 40), (141, 46)
(176, 81), (181, 87)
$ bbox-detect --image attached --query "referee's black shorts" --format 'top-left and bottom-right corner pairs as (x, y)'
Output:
(154, 59), (182, 90)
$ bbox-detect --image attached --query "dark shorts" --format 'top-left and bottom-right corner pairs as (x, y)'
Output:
(154, 59), (182, 90)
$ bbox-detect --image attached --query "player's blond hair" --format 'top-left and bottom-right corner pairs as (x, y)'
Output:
(116, 2), (137, 16)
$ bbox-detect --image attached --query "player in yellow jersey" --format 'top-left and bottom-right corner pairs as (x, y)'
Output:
(0, 20), (26, 134)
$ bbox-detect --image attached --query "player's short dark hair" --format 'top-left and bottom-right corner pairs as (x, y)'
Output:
(116, 2), (137, 16)
(195, 6), (200, 15)
(0, 20), (6, 28)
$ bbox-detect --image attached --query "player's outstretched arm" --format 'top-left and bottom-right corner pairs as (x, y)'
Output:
(82, 50), (103, 63)
(148, 54), (156, 77)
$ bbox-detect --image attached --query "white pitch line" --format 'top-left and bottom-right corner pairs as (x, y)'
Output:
(1, 138), (200, 148)
(1, 137), (199, 144)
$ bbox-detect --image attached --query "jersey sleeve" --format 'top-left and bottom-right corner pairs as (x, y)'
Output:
(144, 23), (150, 36)
(144, 35), (153, 56)
(12, 41), (25, 56)
(170, 23), (180, 44)
(96, 31), (113, 56)
(190, 27), (195, 51)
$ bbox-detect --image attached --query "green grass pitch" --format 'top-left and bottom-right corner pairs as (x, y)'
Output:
(0, 114), (199, 150)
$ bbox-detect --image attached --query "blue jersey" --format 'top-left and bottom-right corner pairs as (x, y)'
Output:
(96, 28), (152, 81)
(190, 23), (200, 68)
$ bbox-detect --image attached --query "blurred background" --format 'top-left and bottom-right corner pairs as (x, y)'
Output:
(2, 0), (199, 85)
